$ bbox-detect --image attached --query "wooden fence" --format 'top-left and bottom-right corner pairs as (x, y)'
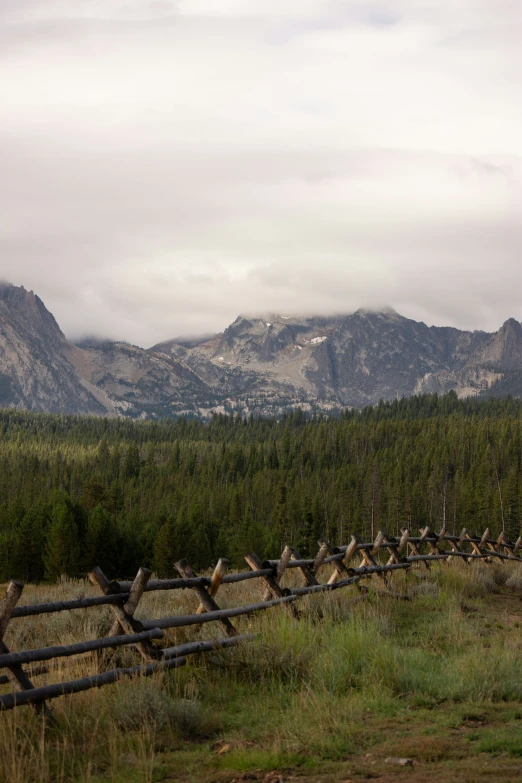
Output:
(1, 525), (521, 716)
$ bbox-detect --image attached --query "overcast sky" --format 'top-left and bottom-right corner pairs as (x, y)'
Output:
(1, 1), (521, 346)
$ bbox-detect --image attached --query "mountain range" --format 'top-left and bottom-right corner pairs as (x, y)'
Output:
(1, 283), (522, 418)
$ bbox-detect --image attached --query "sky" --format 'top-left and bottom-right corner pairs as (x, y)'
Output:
(1, 0), (521, 347)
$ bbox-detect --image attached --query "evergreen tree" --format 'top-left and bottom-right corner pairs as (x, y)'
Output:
(153, 520), (177, 577)
(83, 505), (120, 575)
(44, 499), (81, 581)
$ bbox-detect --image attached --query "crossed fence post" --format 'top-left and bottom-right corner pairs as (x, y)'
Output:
(174, 558), (238, 637)
(244, 551), (299, 617)
(88, 566), (158, 662)
(0, 581), (55, 719)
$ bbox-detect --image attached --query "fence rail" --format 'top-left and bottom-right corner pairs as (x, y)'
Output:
(1, 525), (521, 716)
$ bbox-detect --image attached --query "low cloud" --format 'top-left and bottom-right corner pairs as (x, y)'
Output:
(0, 1), (520, 346)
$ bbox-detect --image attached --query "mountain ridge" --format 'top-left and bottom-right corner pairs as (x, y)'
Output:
(1, 283), (521, 418)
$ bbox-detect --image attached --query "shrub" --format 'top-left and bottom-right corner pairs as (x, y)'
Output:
(506, 565), (522, 591)
(110, 677), (217, 736)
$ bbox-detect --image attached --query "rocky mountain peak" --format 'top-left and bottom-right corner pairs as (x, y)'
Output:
(0, 283), (63, 337)
(1, 287), (522, 417)
(500, 317), (522, 333)
(0, 283), (107, 414)
(489, 318), (522, 370)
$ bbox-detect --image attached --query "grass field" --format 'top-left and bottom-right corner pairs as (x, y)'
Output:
(2, 561), (522, 783)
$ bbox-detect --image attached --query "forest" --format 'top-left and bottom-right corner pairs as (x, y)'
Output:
(1, 391), (522, 583)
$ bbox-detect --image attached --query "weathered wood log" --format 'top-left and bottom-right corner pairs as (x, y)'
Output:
(357, 534), (389, 584)
(276, 545), (294, 581)
(398, 528), (410, 553)
(196, 558), (230, 617)
(0, 581), (24, 641)
(116, 569), (274, 594)
(436, 528), (447, 547)
(384, 532), (407, 566)
(289, 546), (319, 587)
(223, 569), (274, 583)
(0, 628), (164, 669)
(371, 530), (387, 556)
(0, 581), (54, 719)
(89, 567), (157, 662)
(162, 633), (254, 659)
(109, 566), (152, 639)
(175, 559), (237, 637)
(315, 537), (352, 586)
(125, 567), (152, 616)
(0, 657), (188, 711)
(244, 552), (298, 617)
(424, 528), (442, 557)
(11, 593), (128, 618)
(463, 529), (489, 561)
(312, 540), (330, 575)
(0, 642), (36, 695)
(141, 594), (298, 630)
(290, 576), (358, 596)
(118, 576), (212, 591)
(208, 558), (231, 597)
(264, 557), (315, 569)
(260, 545), (294, 601)
(340, 535), (360, 568)
(477, 528), (503, 562)
(404, 528), (430, 569)
(497, 532), (515, 557)
(352, 563), (411, 576)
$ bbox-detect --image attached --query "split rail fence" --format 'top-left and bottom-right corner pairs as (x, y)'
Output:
(1, 526), (521, 716)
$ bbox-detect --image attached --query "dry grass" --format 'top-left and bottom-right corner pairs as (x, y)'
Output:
(1, 560), (522, 783)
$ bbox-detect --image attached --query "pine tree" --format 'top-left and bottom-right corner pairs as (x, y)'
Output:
(153, 519), (177, 577)
(124, 442), (142, 480)
(83, 505), (120, 575)
(44, 499), (81, 581)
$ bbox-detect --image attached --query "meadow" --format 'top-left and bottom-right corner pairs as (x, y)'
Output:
(2, 561), (522, 783)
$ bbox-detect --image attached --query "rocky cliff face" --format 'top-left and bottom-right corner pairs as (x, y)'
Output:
(0, 284), (108, 414)
(1, 284), (522, 418)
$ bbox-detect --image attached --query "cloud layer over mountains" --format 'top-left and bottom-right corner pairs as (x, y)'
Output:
(1, 1), (520, 346)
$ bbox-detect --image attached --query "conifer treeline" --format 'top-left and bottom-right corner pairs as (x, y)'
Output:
(1, 392), (521, 582)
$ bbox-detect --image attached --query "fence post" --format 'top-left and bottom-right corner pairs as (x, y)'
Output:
(0, 581), (54, 720)
(175, 560), (238, 637)
(497, 532), (516, 559)
(289, 547), (319, 587)
(207, 558), (231, 598)
(257, 545), (295, 601)
(425, 528), (443, 557)
(313, 538), (351, 586)
(341, 536), (360, 569)
(384, 531), (408, 565)
(312, 540), (330, 576)
(405, 527), (430, 569)
(244, 552), (299, 617)
(363, 531), (389, 585)
(88, 567), (157, 662)
(462, 529), (487, 561)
